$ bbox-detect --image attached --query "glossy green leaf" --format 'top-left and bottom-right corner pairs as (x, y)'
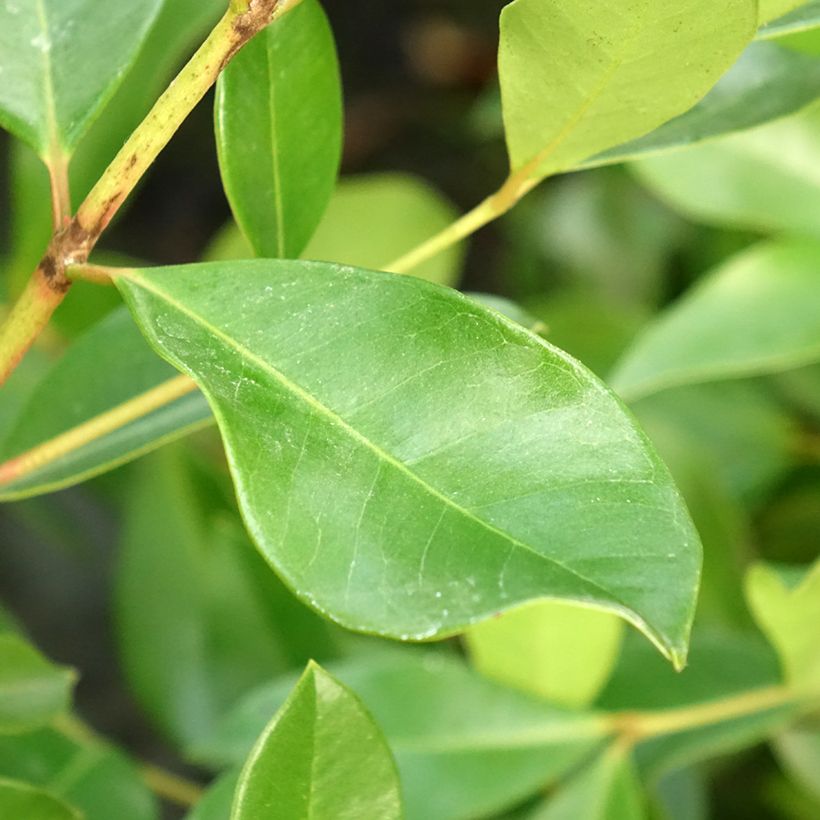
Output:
(231, 663), (402, 820)
(194, 651), (607, 820)
(115, 259), (701, 665)
(466, 601), (623, 707)
(116, 448), (341, 747)
(0, 0), (162, 159)
(499, 0), (756, 180)
(0, 729), (158, 820)
(0, 635), (74, 734)
(758, 2), (820, 39)
(207, 173), (465, 287)
(528, 747), (646, 820)
(745, 560), (820, 687)
(773, 726), (820, 800)
(760, 1), (806, 25)
(0, 777), (80, 820)
(0, 307), (212, 502)
(612, 241), (820, 401)
(632, 103), (820, 236)
(215, 0), (342, 258)
(584, 43), (820, 169)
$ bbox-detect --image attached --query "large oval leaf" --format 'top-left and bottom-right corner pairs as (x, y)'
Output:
(115, 260), (700, 665)
(215, 0), (342, 258)
(611, 241), (820, 401)
(231, 663), (402, 820)
(0, 0), (162, 160)
(499, 0), (756, 180)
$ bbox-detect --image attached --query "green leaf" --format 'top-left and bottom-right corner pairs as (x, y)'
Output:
(466, 601), (623, 707)
(773, 726), (820, 800)
(0, 729), (158, 820)
(215, 0), (342, 258)
(745, 560), (820, 687)
(632, 103), (820, 236)
(304, 174), (464, 286)
(116, 447), (341, 747)
(760, 1), (806, 26)
(207, 173), (465, 287)
(0, 0), (162, 159)
(499, 0), (756, 180)
(0, 777), (80, 820)
(758, 1), (820, 39)
(528, 747), (646, 820)
(0, 307), (212, 502)
(194, 651), (607, 820)
(583, 43), (820, 169)
(115, 259), (701, 665)
(611, 241), (820, 401)
(231, 663), (403, 820)
(186, 772), (239, 820)
(0, 634), (74, 734)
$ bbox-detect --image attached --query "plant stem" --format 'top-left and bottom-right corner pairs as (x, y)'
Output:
(0, 0), (289, 389)
(47, 151), (72, 230)
(53, 713), (203, 808)
(0, 374), (200, 487)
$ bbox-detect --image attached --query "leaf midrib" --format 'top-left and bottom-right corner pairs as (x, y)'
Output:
(119, 270), (629, 612)
(34, 0), (62, 160)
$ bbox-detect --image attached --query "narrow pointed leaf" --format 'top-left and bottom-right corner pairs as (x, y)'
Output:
(758, 2), (820, 38)
(0, 635), (74, 734)
(499, 0), (756, 180)
(466, 600), (623, 707)
(215, 0), (342, 258)
(115, 260), (700, 665)
(745, 560), (820, 687)
(611, 241), (820, 401)
(0, 0), (162, 159)
(194, 651), (607, 820)
(582, 43), (820, 169)
(528, 747), (646, 820)
(0, 308), (211, 502)
(0, 778), (80, 820)
(231, 663), (402, 820)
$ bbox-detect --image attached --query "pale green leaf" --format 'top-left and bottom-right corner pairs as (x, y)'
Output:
(528, 747), (646, 820)
(0, 635), (74, 734)
(0, 777), (80, 820)
(745, 560), (820, 687)
(466, 601), (623, 707)
(0, 729), (158, 820)
(115, 260), (701, 665)
(632, 103), (820, 236)
(116, 448), (340, 747)
(611, 241), (820, 401)
(231, 663), (402, 820)
(193, 651), (607, 820)
(0, 0), (162, 159)
(499, 0), (756, 179)
(758, 1), (820, 39)
(215, 0), (342, 258)
(0, 307), (211, 502)
(760, 1), (807, 26)
(773, 727), (820, 800)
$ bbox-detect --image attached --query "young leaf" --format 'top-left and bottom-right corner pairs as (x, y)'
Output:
(611, 241), (820, 401)
(231, 663), (402, 820)
(632, 103), (820, 236)
(0, 729), (158, 820)
(760, 1), (807, 25)
(0, 635), (74, 734)
(194, 651), (607, 820)
(466, 601), (623, 708)
(0, 0), (162, 161)
(745, 560), (820, 687)
(0, 308), (211, 501)
(0, 777), (80, 820)
(116, 448), (341, 747)
(114, 260), (701, 666)
(758, 1), (820, 39)
(499, 0), (756, 181)
(582, 43), (820, 169)
(527, 746), (646, 820)
(215, 0), (342, 259)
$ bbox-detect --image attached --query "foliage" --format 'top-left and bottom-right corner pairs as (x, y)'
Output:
(0, 1), (818, 818)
